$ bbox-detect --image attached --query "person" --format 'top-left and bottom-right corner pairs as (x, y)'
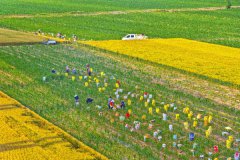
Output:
(134, 121), (140, 130)
(86, 98), (93, 104)
(57, 32), (61, 38)
(72, 68), (77, 74)
(51, 68), (56, 74)
(109, 100), (114, 109)
(66, 65), (70, 73)
(98, 112), (103, 116)
(125, 112), (130, 118)
(235, 151), (239, 160)
(116, 80), (121, 87)
(144, 92), (148, 98)
(86, 64), (91, 76)
(72, 34), (77, 42)
(38, 29), (41, 34)
(120, 101), (125, 109)
(87, 67), (92, 76)
(108, 96), (112, 109)
(74, 94), (79, 105)
(116, 104), (121, 109)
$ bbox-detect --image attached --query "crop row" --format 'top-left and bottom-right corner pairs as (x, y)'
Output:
(1, 0), (238, 15)
(0, 8), (240, 48)
(0, 44), (239, 159)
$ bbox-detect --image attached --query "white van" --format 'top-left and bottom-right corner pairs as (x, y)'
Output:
(122, 34), (148, 40)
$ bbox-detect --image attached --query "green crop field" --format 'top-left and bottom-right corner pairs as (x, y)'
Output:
(0, 44), (239, 159)
(0, 0), (239, 15)
(1, 8), (240, 47)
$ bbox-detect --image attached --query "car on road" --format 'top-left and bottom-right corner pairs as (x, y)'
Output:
(43, 40), (57, 45)
(122, 34), (148, 40)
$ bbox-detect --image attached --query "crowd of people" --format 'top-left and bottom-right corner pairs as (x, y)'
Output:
(48, 63), (239, 160)
(35, 29), (78, 42)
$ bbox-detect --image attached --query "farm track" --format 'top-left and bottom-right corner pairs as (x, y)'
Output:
(1, 6), (240, 19)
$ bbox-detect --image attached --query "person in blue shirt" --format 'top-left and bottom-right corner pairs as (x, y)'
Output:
(66, 65), (70, 73)
(51, 68), (56, 74)
(108, 96), (112, 109)
(74, 94), (79, 105)
(86, 64), (91, 76)
(86, 98), (93, 104)
(72, 68), (77, 74)
(120, 101), (125, 109)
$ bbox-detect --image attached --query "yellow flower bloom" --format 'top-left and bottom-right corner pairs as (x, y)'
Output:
(0, 91), (107, 160)
(83, 39), (240, 85)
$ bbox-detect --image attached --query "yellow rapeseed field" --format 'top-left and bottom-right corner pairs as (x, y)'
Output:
(0, 91), (107, 160)
(83, 38), (240, 86)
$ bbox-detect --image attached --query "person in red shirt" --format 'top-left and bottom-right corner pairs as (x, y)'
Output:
(109, 99), (114, 109)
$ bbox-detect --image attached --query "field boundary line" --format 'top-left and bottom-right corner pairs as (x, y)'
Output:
(0, 6), (239, 19)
